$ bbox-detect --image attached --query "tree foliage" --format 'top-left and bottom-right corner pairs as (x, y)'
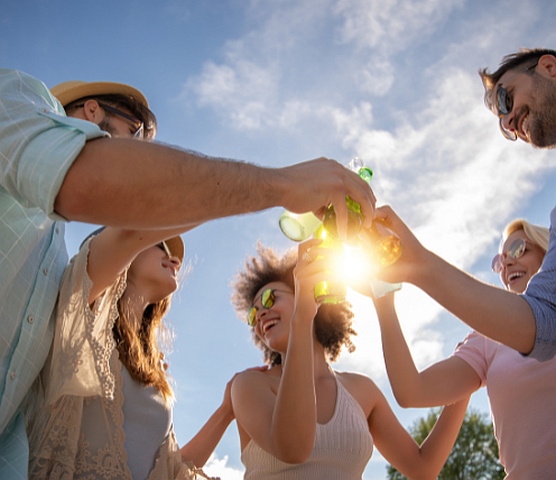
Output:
(386, 408), (506, 480)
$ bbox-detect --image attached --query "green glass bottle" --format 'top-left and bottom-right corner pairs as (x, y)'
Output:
(312, 225), (346, 304)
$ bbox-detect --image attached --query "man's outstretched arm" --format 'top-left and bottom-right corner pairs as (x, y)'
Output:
(55, 137), (376, 236)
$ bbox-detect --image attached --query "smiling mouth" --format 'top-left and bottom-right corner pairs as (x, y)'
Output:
(164, 265), (177, 277)
(519, 113), (530, 139)
(507, 271), (525, 283)
(262, 320), (278, 334)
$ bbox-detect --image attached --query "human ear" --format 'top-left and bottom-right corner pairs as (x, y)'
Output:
(82, 99), (103, 122)
(537, 55), (556, 78)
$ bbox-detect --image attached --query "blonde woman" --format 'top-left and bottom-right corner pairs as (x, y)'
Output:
(373, 219), (556, 478)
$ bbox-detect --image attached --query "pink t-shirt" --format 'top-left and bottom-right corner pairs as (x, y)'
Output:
(454, 331), (556, 479)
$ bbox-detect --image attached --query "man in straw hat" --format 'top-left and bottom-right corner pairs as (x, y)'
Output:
(0, 68), (376, 478)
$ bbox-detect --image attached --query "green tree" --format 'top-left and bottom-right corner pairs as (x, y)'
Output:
(387, 408), (505, 480)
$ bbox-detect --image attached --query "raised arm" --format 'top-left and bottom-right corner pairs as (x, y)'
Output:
(55, 138), (376, 238)
(373, 294), (481, 407)
(373, 205), (536, 354)
(180, 367), (266, 468)
(369, 381), (469, 480)
(232, 240), (333, 463)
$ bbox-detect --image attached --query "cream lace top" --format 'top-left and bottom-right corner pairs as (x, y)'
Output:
(27, 240), (202, 480)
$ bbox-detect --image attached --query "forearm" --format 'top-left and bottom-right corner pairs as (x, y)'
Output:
(412, 250), (536, 354)
(180, 404), (234, 468)
(55, 138), (278, 228)
(415, 397), (469, 479)
(271, 322), (317, 463)
(375, 298), (429, 407)
(56, 139), (377, 235)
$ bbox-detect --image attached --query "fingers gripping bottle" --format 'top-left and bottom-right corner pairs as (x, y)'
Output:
(322, 158), (402, 297)
(323, 158), (402, 265)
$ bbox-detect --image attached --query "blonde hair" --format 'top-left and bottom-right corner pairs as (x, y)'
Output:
(502, 218), (549, 253)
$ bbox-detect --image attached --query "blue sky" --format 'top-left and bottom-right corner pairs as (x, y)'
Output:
(3, 1), (556, 478)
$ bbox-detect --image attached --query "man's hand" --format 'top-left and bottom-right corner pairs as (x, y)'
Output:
(276, 158), (376, 240)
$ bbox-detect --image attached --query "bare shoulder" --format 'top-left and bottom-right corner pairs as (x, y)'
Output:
(334, 370), (385, 416)
(335, 370), (377, 390)
(233, 365), (280, 395)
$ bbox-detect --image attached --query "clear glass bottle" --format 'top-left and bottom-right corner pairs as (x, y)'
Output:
(279, 211), (321, 242)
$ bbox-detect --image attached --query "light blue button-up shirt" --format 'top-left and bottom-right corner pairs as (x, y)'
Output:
(0, 69), (107, 477)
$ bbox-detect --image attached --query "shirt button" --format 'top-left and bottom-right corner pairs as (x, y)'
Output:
(10, 371), (16, 380)
(28, 315), (34, 324)
(43, 267), (49, 275)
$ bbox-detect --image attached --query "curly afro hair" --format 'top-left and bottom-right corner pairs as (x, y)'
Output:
(231, 243), (357, 366)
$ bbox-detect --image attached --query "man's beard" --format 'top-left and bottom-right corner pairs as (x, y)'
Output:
(528, 75), (556, 149)
(98, 118), (116, 136)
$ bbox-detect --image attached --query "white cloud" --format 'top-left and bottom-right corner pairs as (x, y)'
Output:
(332, 0), (464, 52)
(203, 453), (244, 480)
(183, 0), (466, 130)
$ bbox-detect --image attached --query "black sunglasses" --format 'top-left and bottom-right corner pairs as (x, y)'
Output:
(97, 102), (144, 138)
(495, 62), (538, 141)
(72, 102), (144, 138)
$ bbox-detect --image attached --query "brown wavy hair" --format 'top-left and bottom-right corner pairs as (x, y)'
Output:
(114, 289), (175, 405)
(231, 243), (357, 366)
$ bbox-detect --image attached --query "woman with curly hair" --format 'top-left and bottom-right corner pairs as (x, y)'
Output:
(230, 240), (470, 480)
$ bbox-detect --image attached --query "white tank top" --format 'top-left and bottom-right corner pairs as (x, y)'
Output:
(241, 375), (374, 480)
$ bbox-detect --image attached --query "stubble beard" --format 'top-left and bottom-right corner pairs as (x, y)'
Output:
(528, 76), (556, 149)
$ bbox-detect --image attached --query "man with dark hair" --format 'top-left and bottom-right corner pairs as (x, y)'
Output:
(479, 48), (556, 147)
(0, 69), (375, 478)
(372, 48), (556, 368)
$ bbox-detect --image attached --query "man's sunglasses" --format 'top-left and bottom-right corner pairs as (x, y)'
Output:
(491, 238), (528, 273)
(72, 102), (144, 138)
(97, 102), (144, 138)
(496, 62), (538, 141)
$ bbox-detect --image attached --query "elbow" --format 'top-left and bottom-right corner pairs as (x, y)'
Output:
(276, 451), (311, 465)
(393, 389), (414, 409)
(273, 442), (312, 464)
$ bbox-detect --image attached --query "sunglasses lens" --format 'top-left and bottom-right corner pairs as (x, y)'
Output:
(261, 289), (275, 309)
(509, 238), (526, 259)
(497, 85), (512, 115)
(247, 307), (257, 326)
(492, 238), (527, 273)
(491, 254), (503, 273)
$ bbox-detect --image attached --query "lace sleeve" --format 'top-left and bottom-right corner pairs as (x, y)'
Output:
(44, 238), (128, 405)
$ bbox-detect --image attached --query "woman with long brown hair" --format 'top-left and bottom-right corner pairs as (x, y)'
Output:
(28, 226), (226, 479)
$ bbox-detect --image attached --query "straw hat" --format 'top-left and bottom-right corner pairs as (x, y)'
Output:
(163, 236), (185, 264)
(81, 228), (184, 264)
(50, 80), (149, 107)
